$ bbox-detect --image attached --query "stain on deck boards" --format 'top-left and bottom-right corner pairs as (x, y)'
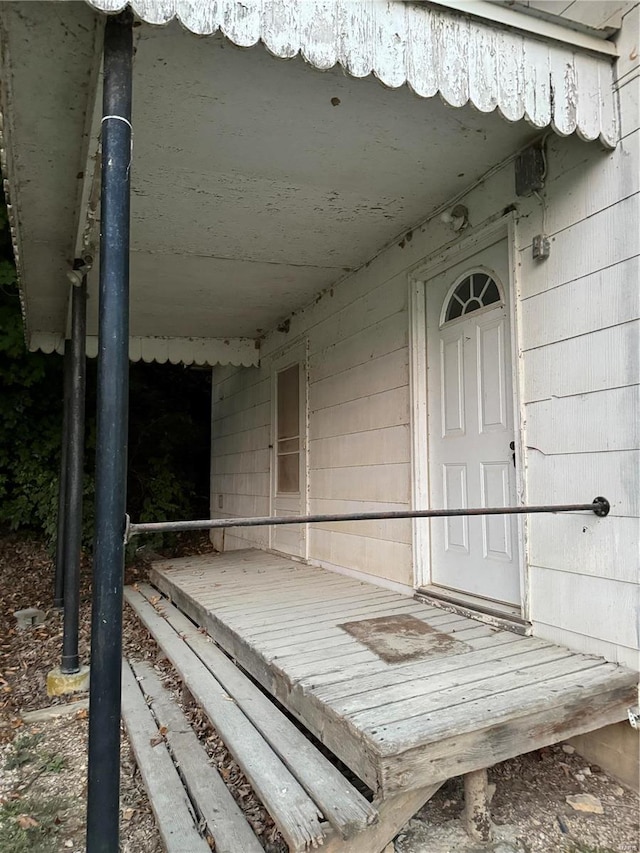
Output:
(338, 614), (470, 663)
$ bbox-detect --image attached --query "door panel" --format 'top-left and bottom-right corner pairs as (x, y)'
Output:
(480, 462), (513, 561)
(441, 334), (465, 436)
(427, 239), (521, 606)
(443, 463), (468, 552)
(477, 317), (507, 432)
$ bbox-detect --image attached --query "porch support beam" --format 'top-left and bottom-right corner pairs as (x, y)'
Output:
(53, 341), (72, 609)
(86, 11), (133, 853)
(463, 768), (492, 842)
(321, 783), (443, 853)
(60, 276), (87, 674)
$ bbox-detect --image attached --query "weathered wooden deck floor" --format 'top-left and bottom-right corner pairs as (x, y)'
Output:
(150, 549), (637, 796)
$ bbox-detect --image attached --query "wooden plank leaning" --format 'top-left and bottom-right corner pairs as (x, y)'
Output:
(120, 661), (210, 853)
(123, 587), (326, 852)
(129, 583), (379, 838)
(129, 660), (264, 853)
(321, 783), (443, 853)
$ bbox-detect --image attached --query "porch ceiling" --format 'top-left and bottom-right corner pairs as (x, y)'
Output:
(0, 1), (618, 363)
(105, 23), (543, 339)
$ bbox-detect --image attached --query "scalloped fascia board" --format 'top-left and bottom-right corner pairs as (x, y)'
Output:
(84, 0), (619, 147)
(29, 333), (260, 367)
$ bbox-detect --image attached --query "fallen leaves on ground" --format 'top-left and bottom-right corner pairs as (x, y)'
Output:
(16, 814), (39, 829)
(0, 532), (289, 852)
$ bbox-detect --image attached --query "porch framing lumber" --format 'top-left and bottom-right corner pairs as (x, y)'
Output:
(120, 661), (210, 853)
(128, 660), (265, 853)
(320, 783), (443, 853)
(126, 584), (378, 838)
(122, 590), (327, 852)
(463, 768), (492, 842)
(376, 666), (637, 793)
(149, 552), (638, 797)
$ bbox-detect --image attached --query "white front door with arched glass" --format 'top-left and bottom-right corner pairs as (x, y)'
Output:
(426, 238), (521, 606)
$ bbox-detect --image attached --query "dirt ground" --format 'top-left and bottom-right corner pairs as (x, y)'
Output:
(0, 533), (638, 853)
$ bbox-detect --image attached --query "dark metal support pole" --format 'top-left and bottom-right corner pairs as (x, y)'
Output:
(126, 496), (611, 539)
(53, 341), (72, 609)
(86, 12), (132, 853)
(61, 277), (87, 674)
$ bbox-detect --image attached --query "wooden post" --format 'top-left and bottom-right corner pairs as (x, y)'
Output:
(463, 768), (492, 842)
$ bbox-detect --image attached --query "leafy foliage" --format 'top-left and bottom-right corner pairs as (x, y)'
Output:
(126, 361), (212, 550)
(0, 205), (64, 541)
(4, 733), (45, 770)
(0, 192), (211, 551)
(564, 843), (621, 853)
(0, 795), (68, 853)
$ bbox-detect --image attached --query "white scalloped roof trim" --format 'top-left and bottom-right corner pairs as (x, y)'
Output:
(85, 0), (618, 147)
(30, 333), (260, 367)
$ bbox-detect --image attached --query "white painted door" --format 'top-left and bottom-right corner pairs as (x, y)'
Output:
(426, 239), (521, 605)
(271, 356), (306, 557)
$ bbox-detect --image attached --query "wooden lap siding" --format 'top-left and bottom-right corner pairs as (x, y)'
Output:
(211, 268), (415, 587)
(211, 368), (272, 552)
(307, 294), (412, 585)
(521, 4), (640, 668)
(210, 6), (639, 663)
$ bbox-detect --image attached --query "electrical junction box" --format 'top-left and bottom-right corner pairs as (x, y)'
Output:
(515, 145), (545, 196)
(532, 234), (551, 260)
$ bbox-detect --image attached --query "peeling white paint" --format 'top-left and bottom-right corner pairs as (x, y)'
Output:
(85, 0), (619, 146)
(29, 332), (259, 366)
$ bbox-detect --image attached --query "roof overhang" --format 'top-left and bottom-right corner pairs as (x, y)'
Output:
(0, 1), (620, 365)
(87, 0), (619, 144)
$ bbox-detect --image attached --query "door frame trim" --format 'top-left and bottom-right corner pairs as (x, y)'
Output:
(408, 213), (529, 617)
(269, 339), (309, 559)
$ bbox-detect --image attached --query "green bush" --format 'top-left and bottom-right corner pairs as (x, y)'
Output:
(0, 202), (65, 539)
(0, 194), (211, 550)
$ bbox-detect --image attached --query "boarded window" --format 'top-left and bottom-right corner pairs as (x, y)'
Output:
(276, 364), (300, 493)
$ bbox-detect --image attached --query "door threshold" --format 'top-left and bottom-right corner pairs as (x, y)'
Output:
(415, 587), (531, 636)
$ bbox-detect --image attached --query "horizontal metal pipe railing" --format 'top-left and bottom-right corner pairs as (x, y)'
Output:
(125, 496), (610, 541)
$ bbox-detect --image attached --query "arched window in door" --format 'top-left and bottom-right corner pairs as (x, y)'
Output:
(442, 269), (503, 325)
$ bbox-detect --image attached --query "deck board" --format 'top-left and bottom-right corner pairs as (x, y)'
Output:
(334, 641), (562, 715)
(240, 604), (428, 642)
(217, 592), (410, 621)
(319, 636), (543, 704)
(128, 660), (265, 853)
(306, 632), (527, 692)
(353, 653), (598, 729)
(150, 549), (638, 795)
(256, 612), (484, 648)
(125, 588), (326, 851)
(128, 588), (378, 840)
(121, 662), (211, 853)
